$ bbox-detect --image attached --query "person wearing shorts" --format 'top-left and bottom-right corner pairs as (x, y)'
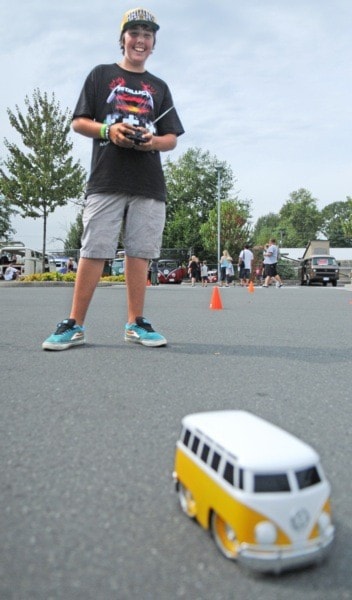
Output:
(262, 238), (283, 288)
(42, 7), (184, 351)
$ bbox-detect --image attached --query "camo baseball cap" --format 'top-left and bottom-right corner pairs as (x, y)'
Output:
(120, 8), (160, 33)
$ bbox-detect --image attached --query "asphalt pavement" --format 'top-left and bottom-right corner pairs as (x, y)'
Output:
(1, 282), (352, 600)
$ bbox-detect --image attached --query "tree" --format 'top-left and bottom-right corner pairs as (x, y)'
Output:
(163, 147), (239, 255)
(252, 213), (281, 246)
(0, 192), (16, 242)
(0, 89), (86, 270)
(278, 189), (322, 246)
(320, 199), (352, 247)
(200, 199), (251, 258)
(342, 197), (352, 243)
(64, 210), (84, 253)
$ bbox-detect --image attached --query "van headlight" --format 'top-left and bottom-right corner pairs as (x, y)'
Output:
(318, 511), (331, 534)
(255, 521), (277, 545)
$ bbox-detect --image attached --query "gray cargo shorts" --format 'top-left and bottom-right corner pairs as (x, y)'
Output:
(80, 192), (166, 259)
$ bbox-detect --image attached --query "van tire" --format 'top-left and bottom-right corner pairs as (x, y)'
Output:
(210, 511), (239, 560)
(178, 483), (197, 518)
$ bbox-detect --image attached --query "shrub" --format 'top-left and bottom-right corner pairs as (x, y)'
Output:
(277, 260), (296, 280)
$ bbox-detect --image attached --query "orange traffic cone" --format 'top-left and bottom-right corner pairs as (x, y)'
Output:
(248, 280), (255, 293)
(146, 279), (151, 286)
(209, 286), (223, 310)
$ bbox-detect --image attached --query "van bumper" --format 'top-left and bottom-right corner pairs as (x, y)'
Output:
(237, 526), (334, 574)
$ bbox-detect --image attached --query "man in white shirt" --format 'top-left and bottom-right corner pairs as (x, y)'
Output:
(4, 264), (20, 281)
(238, 244), (254, 286)
(262, 238), (283, 288)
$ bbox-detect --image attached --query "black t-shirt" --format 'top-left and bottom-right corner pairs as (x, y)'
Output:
(73, 63), (184, 201)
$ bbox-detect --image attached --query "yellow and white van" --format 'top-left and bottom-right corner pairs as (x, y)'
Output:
(173, 410), (334, 573)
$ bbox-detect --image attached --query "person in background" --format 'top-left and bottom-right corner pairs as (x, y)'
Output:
(150, 259), (159, 286)
(226, 258), (234, 286)
(220, 250), (231, 286)
(66, 257), (75, 272)
(4, 263), (20, 281)
(200, 260), (209, 287)
(188, 255), (199, 287)
(238, 244), (254, 286)
(42, 7), (184, 351)
(262, 238), (283, 288)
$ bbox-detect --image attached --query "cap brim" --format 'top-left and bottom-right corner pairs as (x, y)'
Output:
(123, 20), (159, 32)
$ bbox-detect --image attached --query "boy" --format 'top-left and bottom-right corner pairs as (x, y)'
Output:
(42, 7), (184, 350)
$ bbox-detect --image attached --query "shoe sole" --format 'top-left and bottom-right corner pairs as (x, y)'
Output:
(42, 338), (86, 351)
(124, 334), (167, 347)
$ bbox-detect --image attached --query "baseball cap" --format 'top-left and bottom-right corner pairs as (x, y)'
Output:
(120, 8), (160, 33)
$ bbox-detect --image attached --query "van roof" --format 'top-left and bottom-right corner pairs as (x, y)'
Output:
(181, 410), (319, 471)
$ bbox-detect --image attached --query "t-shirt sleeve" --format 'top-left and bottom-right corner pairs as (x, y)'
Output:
(155, 85), (184, 137)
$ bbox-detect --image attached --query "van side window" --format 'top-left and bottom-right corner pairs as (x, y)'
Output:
(254, 473), (290, 493)
(200, 443), (210, 463)
(182, 429), (191, 447)
(295, 466), (321, 489)
(211, 451), (221, 472)
(223, 462), (234, 486)
(191, 436), (200, 454)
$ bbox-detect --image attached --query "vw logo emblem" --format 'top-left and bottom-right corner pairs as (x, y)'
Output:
(290, 508), (310, 531)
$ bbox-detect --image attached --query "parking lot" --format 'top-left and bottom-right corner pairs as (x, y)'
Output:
(1, 283), (352, 599)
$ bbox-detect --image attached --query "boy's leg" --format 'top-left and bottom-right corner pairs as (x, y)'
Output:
(125, 256), (149, 324)
(70, 258), (105, 325)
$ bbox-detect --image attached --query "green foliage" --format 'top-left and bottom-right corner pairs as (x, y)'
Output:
(101, 275), (126, 282)
(200, 199), (251, 257)
(163, 147), (243, 255)
(277, 260), (296, 280)
(0, 193), (16, 241)
(20, 271), (124, 283)
(252, 189), (324, 248)
(64, 210), (84, 252)
(0, 89), (86, 268)
(320, 199), (352, 246)
(278, 189), (322, 246)
(252, 213), (281, 246)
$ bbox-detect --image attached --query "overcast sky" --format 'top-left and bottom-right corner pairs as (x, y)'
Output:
(1, 0), (351, 250)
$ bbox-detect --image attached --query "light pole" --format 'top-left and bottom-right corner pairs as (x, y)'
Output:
(215, 166), (222, 282)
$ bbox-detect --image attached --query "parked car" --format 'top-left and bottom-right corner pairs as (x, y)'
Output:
(157, 259), (187, 284)
(207, 268), (218, 283)
(111, 258), (125, 276)
(298, 255), (339, 286)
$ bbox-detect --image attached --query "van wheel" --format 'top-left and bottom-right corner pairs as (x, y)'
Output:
(210, 512), (239, 560)
(332, 280), (337, 287)
(178, 483), (197, 518)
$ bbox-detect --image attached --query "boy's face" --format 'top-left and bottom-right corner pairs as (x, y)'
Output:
(122, 25), (155, 65)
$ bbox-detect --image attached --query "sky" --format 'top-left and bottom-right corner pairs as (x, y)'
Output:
(1, 0), (351, 250)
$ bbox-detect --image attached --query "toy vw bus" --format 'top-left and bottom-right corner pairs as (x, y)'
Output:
(173, 410), (334, 573)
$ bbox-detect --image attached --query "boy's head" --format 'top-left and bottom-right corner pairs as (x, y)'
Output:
(119, 7), (159, 53)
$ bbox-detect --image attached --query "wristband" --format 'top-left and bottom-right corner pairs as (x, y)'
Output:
(100, 124), (107, 139)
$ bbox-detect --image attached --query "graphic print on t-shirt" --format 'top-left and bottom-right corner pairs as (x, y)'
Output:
(105, 77), (156, 133)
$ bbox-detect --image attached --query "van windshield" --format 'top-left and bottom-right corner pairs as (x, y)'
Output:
(254, 473), (290, 493)
(295, 466), (321, 489)
(312, 257), (337, 266)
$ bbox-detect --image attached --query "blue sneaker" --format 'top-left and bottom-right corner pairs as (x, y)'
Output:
(42, 318), (85, 351)
(124, 316), (167, 347)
